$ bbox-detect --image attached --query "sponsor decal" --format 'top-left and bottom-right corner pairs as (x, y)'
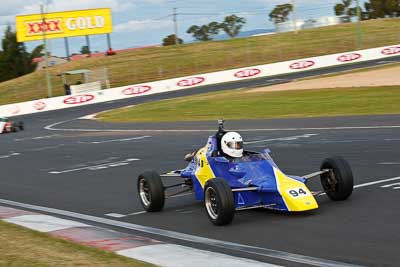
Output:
(63, 94), (95, 104)
(16, 9), (112, 42)
(381, 46), (400, 56)
(122, 85), (152, 95)
(26, 19), (62, 35)
(234, 68), (261, 78)
(9, 105), (21, 115)
(177, 77), (205, 87)
(289, 60), (315, 70)
(33, 101), (46, 111)
(337, 53), (361, 62)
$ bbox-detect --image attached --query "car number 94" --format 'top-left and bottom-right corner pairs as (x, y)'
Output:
(287, 188), (309, 198)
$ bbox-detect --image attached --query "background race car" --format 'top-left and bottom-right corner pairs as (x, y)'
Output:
(0, 117), (24, 134)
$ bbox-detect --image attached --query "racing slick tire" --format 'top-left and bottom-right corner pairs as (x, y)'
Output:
(320, 156), (354, 201)
(137, 170), (165, 212)
(204, 178), (235, 226)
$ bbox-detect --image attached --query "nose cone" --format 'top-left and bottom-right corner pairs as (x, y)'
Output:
(274, 167), (318, 211)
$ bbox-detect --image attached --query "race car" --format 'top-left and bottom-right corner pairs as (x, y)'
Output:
(0, 117), (24, 134)
(137, 120), (353, 225)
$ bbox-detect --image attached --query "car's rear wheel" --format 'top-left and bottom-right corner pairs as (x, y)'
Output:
(137, 171), (165, 212)
(204, 178), (234, 225)
(320, 156), (354, 201)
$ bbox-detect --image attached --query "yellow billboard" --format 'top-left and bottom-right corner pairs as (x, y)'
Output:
(16, 8), (112, 42)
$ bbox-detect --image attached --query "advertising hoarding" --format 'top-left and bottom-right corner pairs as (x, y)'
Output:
(16, 8), (112, 42)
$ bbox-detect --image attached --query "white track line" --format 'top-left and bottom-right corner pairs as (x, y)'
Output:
(45, 119), (400, 133)
(380, 182), (400, 188)
(105, 211), (146, 218)
(353, 176), (400, 189)
(80, 136), (151, 144)
(117, 243), (277, 267)
(14, 134), (60, 141)
(4, 214), (88, 232)
(317, 176), (400, 196)
(49, 158), (140, 174)
(0, 198), (362, 267)
(245, 134), (318, 144)
(0, 152), (20, 159)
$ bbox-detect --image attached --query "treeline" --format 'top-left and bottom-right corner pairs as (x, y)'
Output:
(268, 0), (400, 24)
(0, 26), (42, 83)
(163, 15), (246, 46)
(334, 0), (400, 19)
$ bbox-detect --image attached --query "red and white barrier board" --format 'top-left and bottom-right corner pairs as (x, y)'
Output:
(1, 44), (399, 117)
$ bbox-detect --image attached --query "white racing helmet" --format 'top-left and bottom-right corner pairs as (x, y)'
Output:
(221, 132), (243, 158)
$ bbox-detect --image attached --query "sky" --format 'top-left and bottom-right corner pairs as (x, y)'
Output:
(0, 0), (367, 57)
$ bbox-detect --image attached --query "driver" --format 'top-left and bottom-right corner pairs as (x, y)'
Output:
(184, 131), (244, 161)
(220, 131), (243, 158)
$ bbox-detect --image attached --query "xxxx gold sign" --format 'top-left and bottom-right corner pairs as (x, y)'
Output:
(16, 8), (112, 42)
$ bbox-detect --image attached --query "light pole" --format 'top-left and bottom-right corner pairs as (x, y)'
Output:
(355, 0), (362, 49)
(173, 7), (179, 45)
(40, 4), (53, 98)
(292, 0), (298, 34)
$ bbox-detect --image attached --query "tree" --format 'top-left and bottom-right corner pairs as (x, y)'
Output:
(220, 15), (246, 38)
(335, 0), (400, 20)
(80, 45), (91, 55)
(334, 0), (353, 16)
(187, 22), (220, 41)
(366, 0), (400, 18)
(162, 34), (183, 46)
(0, 26), (42, 82)
(269, 3), (293, 24)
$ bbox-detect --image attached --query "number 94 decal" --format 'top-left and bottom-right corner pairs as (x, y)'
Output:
(287, 188), (309, 198)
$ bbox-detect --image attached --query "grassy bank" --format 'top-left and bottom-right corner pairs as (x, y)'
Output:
(0, 220), (155, 267)
(1, 18), (399, 105)
(97, 86), (400, 122)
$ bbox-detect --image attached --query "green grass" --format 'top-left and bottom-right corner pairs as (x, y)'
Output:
(0, 220), (156, 267)
(1, 18), (400, 105)
(97, 86), (400, 122)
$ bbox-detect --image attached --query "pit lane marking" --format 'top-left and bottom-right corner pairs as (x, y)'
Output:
(48, 158), (140, 174)
(78, 135), (151, 144)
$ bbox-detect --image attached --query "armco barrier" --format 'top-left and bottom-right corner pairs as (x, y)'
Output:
(1, 44), (399, 117)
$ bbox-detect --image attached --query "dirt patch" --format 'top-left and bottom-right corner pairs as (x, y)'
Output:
(250, 64), (400, 93)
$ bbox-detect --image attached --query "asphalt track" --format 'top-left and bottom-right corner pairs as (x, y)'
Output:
(1, 57), (400, 267)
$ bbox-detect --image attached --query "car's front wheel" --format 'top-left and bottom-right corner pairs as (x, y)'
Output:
(320, 156), (354, 201)
(137, 171), (165, 212)
(204, 178), (235, 226)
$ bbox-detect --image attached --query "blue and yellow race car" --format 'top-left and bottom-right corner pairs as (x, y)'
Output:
(137, 120), (353, 225)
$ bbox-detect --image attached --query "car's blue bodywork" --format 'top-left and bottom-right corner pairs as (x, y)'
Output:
(179, 134), (319, 212)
